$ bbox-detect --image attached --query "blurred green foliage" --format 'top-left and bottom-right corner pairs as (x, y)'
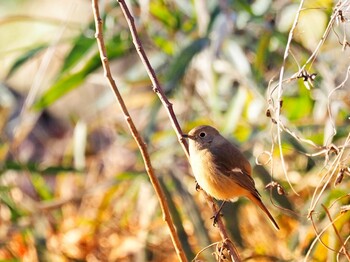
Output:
(1, 0), (350, 261)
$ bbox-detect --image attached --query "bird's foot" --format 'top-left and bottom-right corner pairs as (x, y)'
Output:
(210, 211), (223, 226)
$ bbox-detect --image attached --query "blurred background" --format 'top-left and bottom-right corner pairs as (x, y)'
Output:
(1, 0), (350, 261)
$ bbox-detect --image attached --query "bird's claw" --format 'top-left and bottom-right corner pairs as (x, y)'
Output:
(210, 212), (223, 226)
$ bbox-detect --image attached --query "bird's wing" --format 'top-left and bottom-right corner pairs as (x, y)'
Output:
(225, 167), (261, 198)
(210, 139), (261, 198)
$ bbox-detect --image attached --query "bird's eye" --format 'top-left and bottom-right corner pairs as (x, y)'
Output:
(199, 132), (206, 138)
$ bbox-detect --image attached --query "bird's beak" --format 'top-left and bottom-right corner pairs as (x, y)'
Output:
(182, 134), (194, 140)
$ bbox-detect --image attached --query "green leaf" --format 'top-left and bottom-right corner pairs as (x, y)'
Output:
(150, 2), (181, 30)
(33, 70), (87, 110)
(159, 175), (196, 260)
(153, 35), (174, 55)
(33, 34), (131, 110)
(282, 91), (313, 121)
(164, 37), (209, 94)
(60, 21), (99, 76)
(1, 161), (77, 175)
(60, 37), (96, 76)
(31, 173), (53, 200)
(253, 31), (272, 81)
(6, 44), (47, 78)
(235, 0), (254, 14)
(0, 189), (26, 220)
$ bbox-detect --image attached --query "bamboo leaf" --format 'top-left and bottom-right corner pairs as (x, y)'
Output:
(6, 44), (47, 78)
(60, 21), (98, 75)
(2, 161), (77, 175)
(164, 37), (209, 94)
(33, 35), (131, 110)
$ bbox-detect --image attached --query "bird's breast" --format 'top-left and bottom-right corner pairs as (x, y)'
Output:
(189, 149), (246, 201)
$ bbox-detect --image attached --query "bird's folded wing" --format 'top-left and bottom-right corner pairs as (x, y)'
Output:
(211, 144), (261, 198)
(225, 167), (261, 198)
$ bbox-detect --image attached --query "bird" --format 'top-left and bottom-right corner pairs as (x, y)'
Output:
(182, 125), (279, 230)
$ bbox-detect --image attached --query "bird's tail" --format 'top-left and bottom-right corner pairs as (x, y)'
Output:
(249, 195), (280, 230)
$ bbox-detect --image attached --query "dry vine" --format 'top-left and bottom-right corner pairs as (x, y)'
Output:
(266, 0), (350, 259)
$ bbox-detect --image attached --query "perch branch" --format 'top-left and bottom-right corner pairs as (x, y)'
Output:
(91, 1), (187, 261)
(117, 0), (189, 159)
(117, 0), (241, 260)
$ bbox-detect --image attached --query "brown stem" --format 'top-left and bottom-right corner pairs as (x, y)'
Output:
(203, 193), (241, 261)
(116, 1), (241, 261)
(116, 0), (189, 159)
(91, 1), (188, 261)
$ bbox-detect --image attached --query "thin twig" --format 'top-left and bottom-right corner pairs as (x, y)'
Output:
(304, 211), (344, 261)
(116, 1), (242, 261)
(274, 0), (306, 196)
(117, 0), (189, 159)
(322, 204), (350, 260)
(326, 65), (350, 145)
(192, 241), (221, 261)
(338, 235), (350, 261)
(91, 1), (187, 261)
(309, 133), (350, 216)
(299, 0), (348, 72)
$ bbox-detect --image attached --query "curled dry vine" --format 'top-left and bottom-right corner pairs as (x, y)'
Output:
(266, 0), (350, 259)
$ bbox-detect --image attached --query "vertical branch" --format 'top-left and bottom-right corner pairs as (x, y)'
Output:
(116, 1), (241, 261)
(203, 193), (241, 261)
(117, 0), (189, 159)
(91, 1), (187, 261)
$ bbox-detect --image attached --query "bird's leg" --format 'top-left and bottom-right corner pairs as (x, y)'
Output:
(211, 201), (226, 226)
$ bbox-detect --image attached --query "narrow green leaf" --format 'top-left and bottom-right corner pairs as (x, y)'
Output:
(33, 35), (132, 110)
(6, 44), (47, 78)
(159, 176), (196, 261)
(33, 71), (86, 110)
(60, 20), (99, 75)
(153, 35), (174, 55)
(164, 37), (209, 94)
(60, 36), (96, 76)
(282, 95), (313, 120)
(31, 173), (53, 200)
(253, 31), (272, 80)
(2, 161), (77, 175)
(235, 0), (254, 14)
(150, 2), (181, 30)
(0, 190), (26, 220)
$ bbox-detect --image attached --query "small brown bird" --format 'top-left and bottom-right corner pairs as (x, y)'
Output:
(183, 125), (279, 230)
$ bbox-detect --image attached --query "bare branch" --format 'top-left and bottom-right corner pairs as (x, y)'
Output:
(91, 1), (188, 261)
(116, 0), (242, 260)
